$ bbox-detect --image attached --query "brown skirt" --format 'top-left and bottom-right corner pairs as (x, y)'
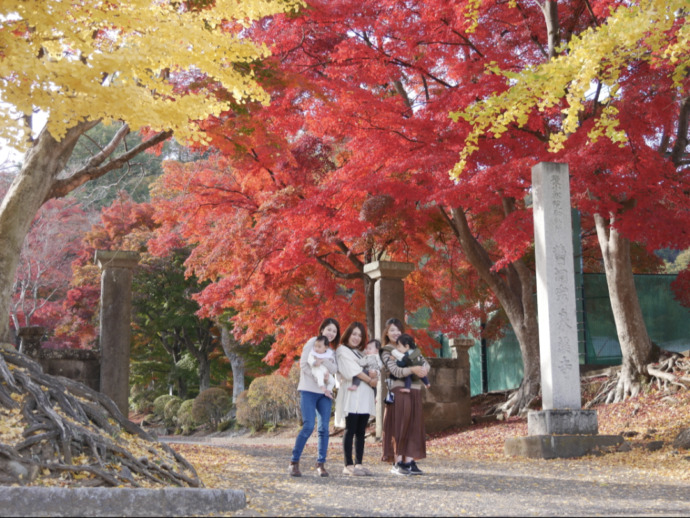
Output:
(381, 387), (426, 462)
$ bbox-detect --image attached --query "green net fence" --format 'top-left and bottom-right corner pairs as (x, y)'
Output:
(455, 273), (690, 396)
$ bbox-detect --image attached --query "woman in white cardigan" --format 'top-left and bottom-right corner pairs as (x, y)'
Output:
(335, 322), (378, 476)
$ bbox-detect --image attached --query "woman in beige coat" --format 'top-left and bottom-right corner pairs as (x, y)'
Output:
(335, 322), (377, 476)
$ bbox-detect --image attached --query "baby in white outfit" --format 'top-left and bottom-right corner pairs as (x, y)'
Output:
(308, 335), (336, 398)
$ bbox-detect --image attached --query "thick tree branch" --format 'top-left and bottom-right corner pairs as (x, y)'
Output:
(314, 255), (361, 279)
(46, 129), (173, 201)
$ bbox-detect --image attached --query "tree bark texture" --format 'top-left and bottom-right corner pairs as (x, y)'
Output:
(221, 325), (246, 403)
(594, 213), (654, 401)
(0, 119), (171, 343)
(0, 123), (95, 342)
(445, 206), (541, 415)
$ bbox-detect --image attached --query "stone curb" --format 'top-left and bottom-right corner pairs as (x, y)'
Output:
(0, 486), (246, 517)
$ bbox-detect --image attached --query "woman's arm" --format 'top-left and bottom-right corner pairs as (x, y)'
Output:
(381, 349), (412, 379)
(409, 358), (430, 378)
(355, 370), (378, 387)
(299, 338), (320, 383)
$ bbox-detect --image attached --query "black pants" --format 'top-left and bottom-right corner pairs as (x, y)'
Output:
(343, 413), (369, 466)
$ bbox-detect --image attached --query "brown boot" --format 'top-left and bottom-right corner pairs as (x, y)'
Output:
(288, 461), (301, 477)
(315, 462), (329, 477)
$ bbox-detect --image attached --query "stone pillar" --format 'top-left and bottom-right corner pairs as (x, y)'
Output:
(17, 326), (46, 357)
(95, 250), (140, 416)
(532, 162), (583, 412)
(530, 162), (596, 435)
(364, 260), (414, 439)
(505, 162), (622, 458)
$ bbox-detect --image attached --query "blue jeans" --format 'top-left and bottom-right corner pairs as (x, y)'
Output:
(291, 390), (332, 464)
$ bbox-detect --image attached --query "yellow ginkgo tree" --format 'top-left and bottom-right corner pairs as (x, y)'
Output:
(0, 0), (302, 342)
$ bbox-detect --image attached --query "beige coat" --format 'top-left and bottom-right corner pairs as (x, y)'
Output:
(334, 345), (376, 428)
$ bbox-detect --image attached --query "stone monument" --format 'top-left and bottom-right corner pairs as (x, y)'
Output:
(505, 162), (622, 458)
(95, 250), (140, 416)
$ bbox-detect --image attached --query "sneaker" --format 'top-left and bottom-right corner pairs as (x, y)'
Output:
(408, 461), (423, 475)
(390, 462), (410, 475)
(384, 392), (395, 405)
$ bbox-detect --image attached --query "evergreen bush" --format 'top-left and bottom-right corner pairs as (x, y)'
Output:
(176, 399), (196, 435)
(192, 387), (232, 429)
(163, 396), (182, 428)
(152, 394), (177, 421)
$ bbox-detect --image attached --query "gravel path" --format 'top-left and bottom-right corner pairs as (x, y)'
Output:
(162, 436), (690, 516)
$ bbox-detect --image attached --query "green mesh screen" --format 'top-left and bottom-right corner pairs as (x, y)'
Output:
(582, 273), (690, 364)
(463, 273), (690, 395)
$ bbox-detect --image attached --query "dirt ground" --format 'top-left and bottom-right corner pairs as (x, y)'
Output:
(159, 391), (690, 517)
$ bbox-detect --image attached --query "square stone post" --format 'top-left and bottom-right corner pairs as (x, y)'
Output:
(364, 260), (414, 439)
(95, 250), (140, 416)
(505, 163), (622, 458)
(530, 162), (596, 435)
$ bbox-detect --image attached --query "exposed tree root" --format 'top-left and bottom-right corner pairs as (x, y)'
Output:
(585, 351), (689, 409)
(485, 378), (539, 418)
(482, 351), (690, 415)
(0, 348), (201, 487)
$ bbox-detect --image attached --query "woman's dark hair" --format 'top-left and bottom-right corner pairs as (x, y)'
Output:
(396, 333), (417, 350)
(319, 317), (341, 346)
(340, 321), (367, 350)
(382, 317), (404, 346)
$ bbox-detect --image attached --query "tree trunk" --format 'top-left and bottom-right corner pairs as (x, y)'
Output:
(180, 326), (214, 394)
(594, 212), (654, 401)
(220, 325), (245, 403)
(0, 118), (170, 343)
(445, 206), (541, 416)
(0, 122), (96, 342)
(364, 274), (376, 340)
(197, 355), (212, 394)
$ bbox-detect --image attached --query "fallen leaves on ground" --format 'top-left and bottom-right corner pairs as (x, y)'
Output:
(172, 385), (690, 493)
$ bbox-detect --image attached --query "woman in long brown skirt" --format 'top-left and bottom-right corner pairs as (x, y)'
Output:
(379, 318), (430, 475)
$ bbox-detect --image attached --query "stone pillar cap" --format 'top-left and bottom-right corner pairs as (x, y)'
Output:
(449, 338), (474, 349)
(95, 250), (141, 270)
(363, 260), (414, 280)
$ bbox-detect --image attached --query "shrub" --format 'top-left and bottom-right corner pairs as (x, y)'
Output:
(152, 394), (177, 421)
(129, 385), (160, 414)
(176, 400), (196, 435)
(163, 397), (182, 428)
(235, 364), (300, 430)
(235, 390), (261, 430)
(192, 387), (232, 429)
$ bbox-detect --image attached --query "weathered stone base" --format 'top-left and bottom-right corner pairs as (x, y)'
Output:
(505, 434), (624, 459)
(528, 409), (598, 435)
(0, 487), (246, 517)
